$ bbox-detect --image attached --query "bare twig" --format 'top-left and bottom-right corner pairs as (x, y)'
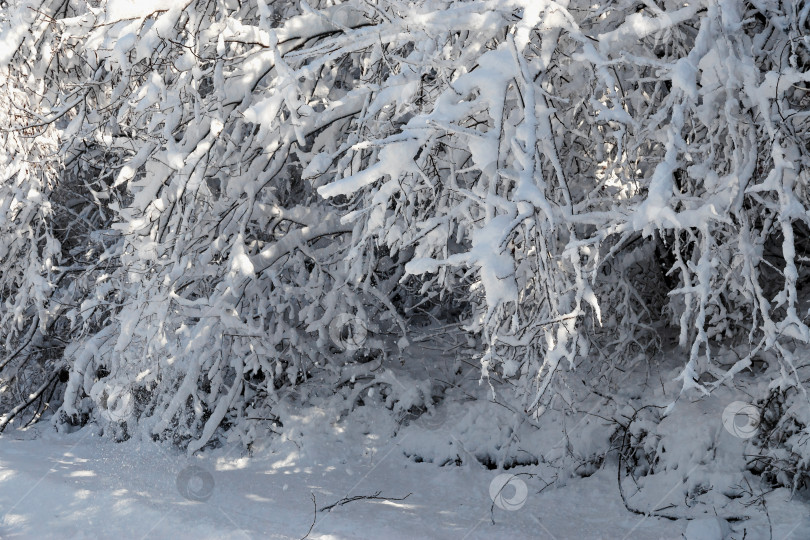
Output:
(319, 491), (412, 513)
(300, 493), (317, 540)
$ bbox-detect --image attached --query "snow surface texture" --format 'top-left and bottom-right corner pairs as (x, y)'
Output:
(2, 343), (809, 540)
(1, 421), (805, 540)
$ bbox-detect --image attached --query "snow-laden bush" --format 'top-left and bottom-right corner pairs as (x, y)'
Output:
(0, 5), (69, 431)
(0, 0), (400, 447)
(0, 0), (809, 472)
(320, 0), (810, 414)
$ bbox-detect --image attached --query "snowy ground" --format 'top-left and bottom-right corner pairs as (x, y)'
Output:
(2, 337), (809, 539)
(0, 425), (668, 539)
(0, 422), (807, 540)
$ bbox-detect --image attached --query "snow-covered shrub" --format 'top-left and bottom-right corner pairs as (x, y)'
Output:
(0, 0), (402, 447)
(317, 0), (810, 413)
(51, 0), (413, 450)
(0, 0), (808, 482)
(749, 385), (810, 492)
(0, 4), (73, 431)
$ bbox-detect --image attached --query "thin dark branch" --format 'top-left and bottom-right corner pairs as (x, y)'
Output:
(319, 491), (412, 513)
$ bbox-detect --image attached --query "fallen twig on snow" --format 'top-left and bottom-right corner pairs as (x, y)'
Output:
(319, 491), (412, 512)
